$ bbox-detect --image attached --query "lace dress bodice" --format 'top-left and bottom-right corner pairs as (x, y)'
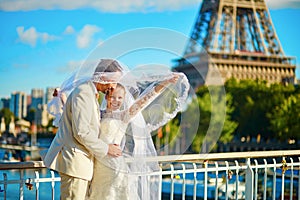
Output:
(99, 117), (127, 145)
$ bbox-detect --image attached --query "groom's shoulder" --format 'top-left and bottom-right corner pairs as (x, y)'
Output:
(76, 81), (93, 92)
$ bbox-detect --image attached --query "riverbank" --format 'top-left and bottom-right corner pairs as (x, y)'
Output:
(0, 134), (54, 162)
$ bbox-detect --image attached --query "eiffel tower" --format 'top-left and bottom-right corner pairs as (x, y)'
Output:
(173, 0), (296, 87)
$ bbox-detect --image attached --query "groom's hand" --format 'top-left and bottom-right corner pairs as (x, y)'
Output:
(107, 144), (122, 157)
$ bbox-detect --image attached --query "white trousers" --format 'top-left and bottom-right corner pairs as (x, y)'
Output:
(59, 172), (89, 200)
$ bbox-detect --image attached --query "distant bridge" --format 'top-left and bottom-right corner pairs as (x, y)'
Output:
(0, 144), (40, 151)
(0, 144), (43, 161)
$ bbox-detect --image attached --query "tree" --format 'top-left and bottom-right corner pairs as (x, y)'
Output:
(0, 108), (14, 131)
(25, 108), (36, 124)
(190, 86), (237, 153)
(267, 94), (300, 141)
(225, 78), (295, 140)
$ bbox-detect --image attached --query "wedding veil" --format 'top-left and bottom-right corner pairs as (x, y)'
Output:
(47, 60), (190, 200)
(47, 59), (127, 127)
(102, 64), (190, 200)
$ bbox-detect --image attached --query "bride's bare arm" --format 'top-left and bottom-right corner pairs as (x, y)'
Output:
(128, 74), (180, 118)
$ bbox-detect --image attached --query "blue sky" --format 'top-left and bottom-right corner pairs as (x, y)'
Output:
(0, 0), (300, 98)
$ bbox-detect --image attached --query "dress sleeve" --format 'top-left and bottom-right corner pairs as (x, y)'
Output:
(123, 88), (159, 123)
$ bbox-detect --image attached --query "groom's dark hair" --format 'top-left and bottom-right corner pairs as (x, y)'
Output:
(95, 59), (123, 73)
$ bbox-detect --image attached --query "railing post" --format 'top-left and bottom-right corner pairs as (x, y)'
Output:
(3, 173), (7, 200)
(254, 159), (258, 200)
(245, 158), (253, 200)
(19, 169), (24, 200)
(35, 171), (40, 200)
(298, 157), (300, 200)
(281, 157), (285, 200)
(225, 161), (229, 200)
(181, 164), (186, 200)
(272, 159), (277, 200)
(50, 171), (55, 200)
(158, 164), (162, 200)
(289, 158), (294, 200)
(192, 163), (197, 200)
(204, 160), (208, 200)
(170, 164), (174, 200)
(234, 160), (239, 200)
(263, 159), (267, 200)
(214, 162), (219, 200)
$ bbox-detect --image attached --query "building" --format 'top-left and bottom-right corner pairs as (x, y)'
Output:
(30, 89), (44, 126)
(9, 92), (27, 119)
(173, 0), (296, 88)
(0, 98), (10, 110)
(45, 87), (56, 105)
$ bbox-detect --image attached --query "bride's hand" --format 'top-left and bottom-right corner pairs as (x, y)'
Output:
(154, 73), (180, 93)
(107, 144), (122, 157)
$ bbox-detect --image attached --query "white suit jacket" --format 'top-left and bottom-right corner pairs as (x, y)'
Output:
(43, 81), (108, 181)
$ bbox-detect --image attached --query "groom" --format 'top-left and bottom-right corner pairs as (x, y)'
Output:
(43, 59), (123, 200)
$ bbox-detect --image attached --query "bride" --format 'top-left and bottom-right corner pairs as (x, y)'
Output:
(87, 69), (189, 200)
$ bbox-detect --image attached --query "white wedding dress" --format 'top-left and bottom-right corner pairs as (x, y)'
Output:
(87, 116), (132, 200)
(86, 73), (189, 199)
